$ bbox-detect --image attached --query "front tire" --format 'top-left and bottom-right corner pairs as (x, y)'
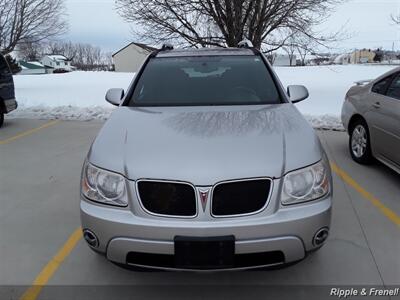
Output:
(0, 113), (3, 128)
(349, 119), (373, 164)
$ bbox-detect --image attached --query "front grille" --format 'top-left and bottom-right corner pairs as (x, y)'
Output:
(126, 250), (284, 270)
(137, 181), (197, 217)
(212, 179), (271, 216)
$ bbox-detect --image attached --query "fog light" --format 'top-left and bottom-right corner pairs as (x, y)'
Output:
(83, 229), (99, 248)
(313, 228), (329, 246)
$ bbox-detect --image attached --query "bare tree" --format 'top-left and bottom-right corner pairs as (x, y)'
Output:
(294, 32), (318, 66)
(0, 0), (67, 55)
(392, 14), (400, 26)
(44, 41), (112, 71)
(17, 38), (46, 61)
(47, 41), (77, 60)
(116, 0), (345, 50)
(282, 35), (298, 66)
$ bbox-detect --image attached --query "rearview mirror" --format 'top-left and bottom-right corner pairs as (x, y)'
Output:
(105, 88), (125, 106)
(287, 85), (309, 103)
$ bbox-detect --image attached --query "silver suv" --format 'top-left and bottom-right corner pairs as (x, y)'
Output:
(80, 42), (332, 271)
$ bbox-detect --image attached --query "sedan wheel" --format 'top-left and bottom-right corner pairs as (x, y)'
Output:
(349, 120), (373, 164)
(0, 113), (3, 128)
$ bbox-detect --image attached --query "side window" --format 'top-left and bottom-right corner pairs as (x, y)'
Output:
(371, 76), (392, 95)
(386, 73), (400, 100)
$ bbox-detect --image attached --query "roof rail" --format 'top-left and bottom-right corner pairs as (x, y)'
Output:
(160, 43), (174, 51)
(238, 39), (254, 49)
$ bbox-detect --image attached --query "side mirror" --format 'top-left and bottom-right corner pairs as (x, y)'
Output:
(287, 85), (309, 103)
(105, 88), (124, 106)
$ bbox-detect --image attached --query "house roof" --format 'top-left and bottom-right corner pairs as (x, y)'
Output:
(19, 61), (45, 69)
(46, 55), (70, 61)
(112, 42), (157, 57)
(29, 61), (45, 67)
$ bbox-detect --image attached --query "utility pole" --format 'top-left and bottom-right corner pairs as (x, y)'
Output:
(390, 42), (394, 65)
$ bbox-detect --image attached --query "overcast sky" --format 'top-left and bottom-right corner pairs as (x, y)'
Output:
(65, 0), (400, 53)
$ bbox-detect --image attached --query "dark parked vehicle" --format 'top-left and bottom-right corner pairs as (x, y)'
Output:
(0, 54), (17, 127)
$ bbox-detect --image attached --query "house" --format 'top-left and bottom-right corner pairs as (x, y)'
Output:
(41, 55), (75, 72)
(112, 42), (157, 73)
(18, 61), (46, 75)
(350, 49), (376, 64)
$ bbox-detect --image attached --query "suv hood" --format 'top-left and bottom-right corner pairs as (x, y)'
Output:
(89, 104), (323, 185)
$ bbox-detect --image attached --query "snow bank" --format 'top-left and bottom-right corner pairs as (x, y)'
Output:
(9, 65), (398, 129)
(304, 114), (345, 131)
(13, 71), (133, 108)
(10, 105), (115, 121)
(10, 71), (133, 121)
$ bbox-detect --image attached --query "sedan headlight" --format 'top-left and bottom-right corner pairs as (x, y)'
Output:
(281, 160), (331, 205)
(81, 161), (128, 207)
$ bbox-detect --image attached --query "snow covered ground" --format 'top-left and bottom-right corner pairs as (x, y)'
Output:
(9, 65), (398, 130)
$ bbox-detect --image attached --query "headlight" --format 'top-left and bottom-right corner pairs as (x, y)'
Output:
(81, 161), (127, 207)
(281, 160), (331, 205)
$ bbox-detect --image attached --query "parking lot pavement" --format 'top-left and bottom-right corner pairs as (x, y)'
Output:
(318, 131), (400, 286)
(0, 119), (399, 299)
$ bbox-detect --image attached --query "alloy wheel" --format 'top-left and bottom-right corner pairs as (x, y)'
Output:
(351, 124), (368, 158)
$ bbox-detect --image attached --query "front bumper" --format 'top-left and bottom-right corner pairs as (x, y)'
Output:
(341, 100), (357, 133)
(3, 98), (17, 113)
(80, 194), (332, 270)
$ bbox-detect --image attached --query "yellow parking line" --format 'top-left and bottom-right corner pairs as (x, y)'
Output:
(0, 120), (60, 145)
(331, 162), (400, 227)
(20, 227), (82, 300)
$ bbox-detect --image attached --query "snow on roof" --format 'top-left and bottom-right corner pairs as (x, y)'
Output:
(19, 61), (45, 69)
(47, 55), (68, 61)
(28, 61), (44, 67)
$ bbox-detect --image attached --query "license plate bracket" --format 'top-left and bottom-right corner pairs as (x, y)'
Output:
(174, 235), (235, 269)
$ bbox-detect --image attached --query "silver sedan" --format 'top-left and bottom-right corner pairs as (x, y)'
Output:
(342, 67), (400, 173)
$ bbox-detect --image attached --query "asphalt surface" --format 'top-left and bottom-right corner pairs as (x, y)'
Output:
(0, 118), (399, 300)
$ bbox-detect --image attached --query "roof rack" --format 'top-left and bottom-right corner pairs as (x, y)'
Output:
(238, 39), (254, 49)
(160, 43), (174, 51)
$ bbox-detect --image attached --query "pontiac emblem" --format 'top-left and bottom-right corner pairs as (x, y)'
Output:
(199, 189), (210, 212)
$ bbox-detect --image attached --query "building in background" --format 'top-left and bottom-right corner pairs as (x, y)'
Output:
(112, 42), (157, 72)
(41, 55), (75, 72)
(18, 61), (46, 75)
(333, 50), (376, 65)
(350, 49), (376, 64)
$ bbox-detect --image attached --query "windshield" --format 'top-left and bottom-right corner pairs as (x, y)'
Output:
(129, 55), (281, 106)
